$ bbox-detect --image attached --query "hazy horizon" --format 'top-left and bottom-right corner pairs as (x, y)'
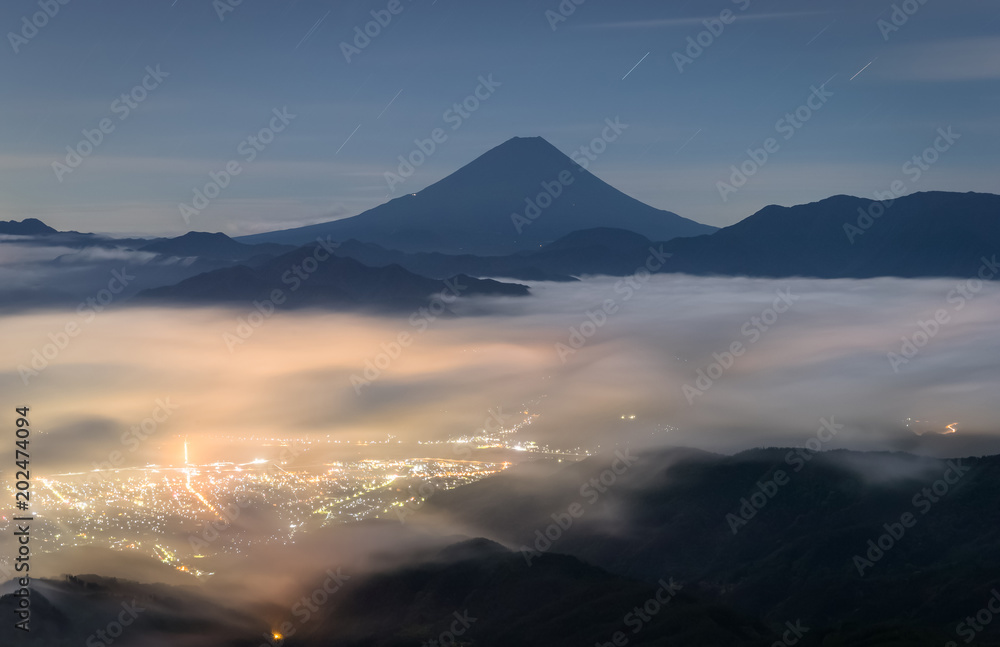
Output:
(2, 0), (997, 236)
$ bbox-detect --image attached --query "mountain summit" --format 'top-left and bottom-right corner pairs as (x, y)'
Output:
(0, 218), (57, 236)
(239, 136), (715, 254)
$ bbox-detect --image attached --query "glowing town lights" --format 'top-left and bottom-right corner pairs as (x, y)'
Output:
(23, 450), (541, 570)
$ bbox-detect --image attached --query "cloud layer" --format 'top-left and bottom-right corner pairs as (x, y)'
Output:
(4, 274), (999, 475)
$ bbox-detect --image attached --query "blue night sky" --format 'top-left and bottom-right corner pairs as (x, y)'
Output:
(1, 0), (997, 236)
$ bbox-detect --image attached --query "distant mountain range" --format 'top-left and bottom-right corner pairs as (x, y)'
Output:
(0, 217), (56, 236)
(137, 242), (529, 309)
(327, 227), (669, 281)
(263, 190), (1000, 282)
(4, 141), (999, 311)
(138, 231), (295, 262)
(314, 189), (993, 282)
(237, 136), (717, 254)
(658, 191), (1000, 279)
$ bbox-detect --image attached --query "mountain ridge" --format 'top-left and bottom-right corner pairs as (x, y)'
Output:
(136, 242), (530, 310)
(0, 217), (57, 236)
(236, 136), (716, 254)
(138, 230), (295, 261)
(660, 190), (1000, 279)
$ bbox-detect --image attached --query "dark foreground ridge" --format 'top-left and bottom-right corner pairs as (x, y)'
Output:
(2, 447), (997, 646)
(137, 241), (530, 310)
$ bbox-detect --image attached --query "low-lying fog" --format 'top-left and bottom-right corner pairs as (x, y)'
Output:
(4, 273), (999, 474)
(3, 271), (999, 634)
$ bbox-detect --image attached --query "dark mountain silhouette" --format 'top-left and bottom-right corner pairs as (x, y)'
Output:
(321, 190), (1000, 281)
(329, 227), (667, 281)
(0, 574), (267, 646)
(420, 446), (1000, 639)
(3, 447), (995, 645)
(0, 218), (160, 250)
(661, 191), (1000, 279)
(137, 243), (529, 309)
(139, 231), (295, 261)
(0, 544), (773, 647)
(541, 226), (652, 253)
(328, 238), (578, 282)
(289, 539), (773, 647)
(0, 217), (57, 236)
(237, 136), (716, 254)
(3, 526), (968, 646)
